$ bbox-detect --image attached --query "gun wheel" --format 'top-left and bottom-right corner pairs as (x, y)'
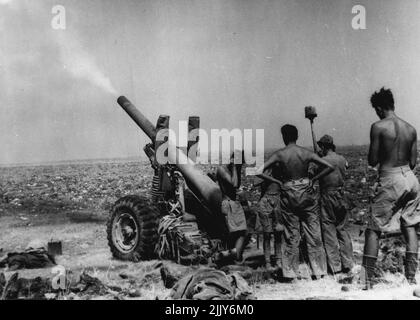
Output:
(107, 195), (159, 261)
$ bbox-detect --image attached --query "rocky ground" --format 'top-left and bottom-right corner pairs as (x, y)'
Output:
(0, 146), (419, 300)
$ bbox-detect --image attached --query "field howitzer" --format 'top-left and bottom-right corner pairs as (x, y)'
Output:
(107, 96), (228, 263)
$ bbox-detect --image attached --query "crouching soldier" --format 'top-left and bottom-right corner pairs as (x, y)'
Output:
(256, 165), (283, 271)
(316, 135), (354, 274)
(216, 151), (248, 263)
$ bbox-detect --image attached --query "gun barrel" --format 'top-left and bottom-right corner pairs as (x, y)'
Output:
(116, 96), (223, 213)
(171, 146), (223, 212)
(117, 96), (157, 141)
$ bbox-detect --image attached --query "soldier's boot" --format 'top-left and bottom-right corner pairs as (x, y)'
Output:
(405, 251), (418, 285)
(274, 237), (282, 270)
(263, 233), (272, 270)
(362, 255), (377, 290)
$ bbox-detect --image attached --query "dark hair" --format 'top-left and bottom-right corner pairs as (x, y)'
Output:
(323, 143), (336, 152)
(371, 87), (395, 111)
(281, 124), (298, 142)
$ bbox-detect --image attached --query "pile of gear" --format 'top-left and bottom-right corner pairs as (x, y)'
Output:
(0, 247), (55, 271)
(155, 215), (222, 265)
(168, 268), (255, 300)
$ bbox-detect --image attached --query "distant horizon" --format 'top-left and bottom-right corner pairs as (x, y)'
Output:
(0, 144), (370, 168)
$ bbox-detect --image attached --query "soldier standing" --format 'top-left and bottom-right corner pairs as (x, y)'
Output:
(363, 88), (420, 288)
(316, 135), (354, 275)
(256, 165), (283, 271)
(216, 151), (248, 263)
(257, 124), (334, 280)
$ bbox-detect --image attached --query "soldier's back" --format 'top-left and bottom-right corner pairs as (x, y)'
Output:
(319, 152), (346, 189)
(375, 117), (416, 168)
(277, 145), (312, 181)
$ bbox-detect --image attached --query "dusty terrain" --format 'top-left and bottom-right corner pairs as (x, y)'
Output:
(0, 146), (419, 300)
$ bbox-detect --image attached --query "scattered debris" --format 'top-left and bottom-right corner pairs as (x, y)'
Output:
(376, 237), (406, 276)
(341, 285), (350, 292)
(69, 272), (109, 296)
(128, 289), (142, 298)
(0, 270), (126, 300)
(44, 293), (57, 300)
(0, 273), (5, 295)
(160, 263), (194, 289)
(0, 247), (55, 271)
(1, 272), (51, 300)
(48, 240), (63, 257)
(119, 273), (129, 280)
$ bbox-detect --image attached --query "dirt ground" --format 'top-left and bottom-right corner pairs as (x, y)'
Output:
(0, 146), (419, 300)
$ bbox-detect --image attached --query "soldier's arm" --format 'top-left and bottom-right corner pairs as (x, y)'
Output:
(255, 152), (280, 175)
(217, 166), (238, 188)
(410, 130), (418, 170)
(310, 153), (334, 182)
(258, 173), (283, 186)
(368, 123), (381, 167)
(254, 166), (282, 187)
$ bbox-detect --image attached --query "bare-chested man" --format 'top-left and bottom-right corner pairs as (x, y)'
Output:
(257, 125), (334, 280)
(216, 151), (248, 263)
(256, 165), (283, 271)
(363, 88), (420, 288)
(315, 135), (354, 275)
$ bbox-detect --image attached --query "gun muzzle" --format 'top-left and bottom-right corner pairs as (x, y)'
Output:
(117, 96), (157, 141)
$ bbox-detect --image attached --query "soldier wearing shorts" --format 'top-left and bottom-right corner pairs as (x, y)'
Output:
(256, 166), (283, 270)
(364, 88), (420, 288)
(217, 151), (248, 263)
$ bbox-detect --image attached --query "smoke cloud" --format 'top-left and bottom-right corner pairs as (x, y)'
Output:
(1, 0), (118, 96)
(54, 32), (118, 96)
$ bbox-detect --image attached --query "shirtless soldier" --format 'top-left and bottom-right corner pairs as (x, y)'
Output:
(256, 165), (283, 271)
(216, 151), (248, 263)
(363, 88), (420, 288)
(257, 124), (334, 280)
(316, 135), (354, 274)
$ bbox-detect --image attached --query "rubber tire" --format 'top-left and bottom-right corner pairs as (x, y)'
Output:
(107, 195), (160, 261)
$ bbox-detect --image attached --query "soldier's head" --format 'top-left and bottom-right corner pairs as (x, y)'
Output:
(371, 87), (395, 119)
(317, 135), (336, 156)
(281, 124), (298, 145)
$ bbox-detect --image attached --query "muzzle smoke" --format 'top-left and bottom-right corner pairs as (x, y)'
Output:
(55, 33), (118, 96)
(2, 0), (118, 96)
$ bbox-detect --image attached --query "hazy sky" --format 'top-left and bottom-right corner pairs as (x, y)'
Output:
(1, 0), (420, 164)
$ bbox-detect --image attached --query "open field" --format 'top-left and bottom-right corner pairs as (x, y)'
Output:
(0, 145), (419, 300)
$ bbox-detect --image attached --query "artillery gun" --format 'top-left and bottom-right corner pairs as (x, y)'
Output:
(107, 97), (240, 264)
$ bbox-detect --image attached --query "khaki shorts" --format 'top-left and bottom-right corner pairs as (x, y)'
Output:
(221, 199), (247, 233)
(257, 192), (281, 233)
(368, 166), (420, 232)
